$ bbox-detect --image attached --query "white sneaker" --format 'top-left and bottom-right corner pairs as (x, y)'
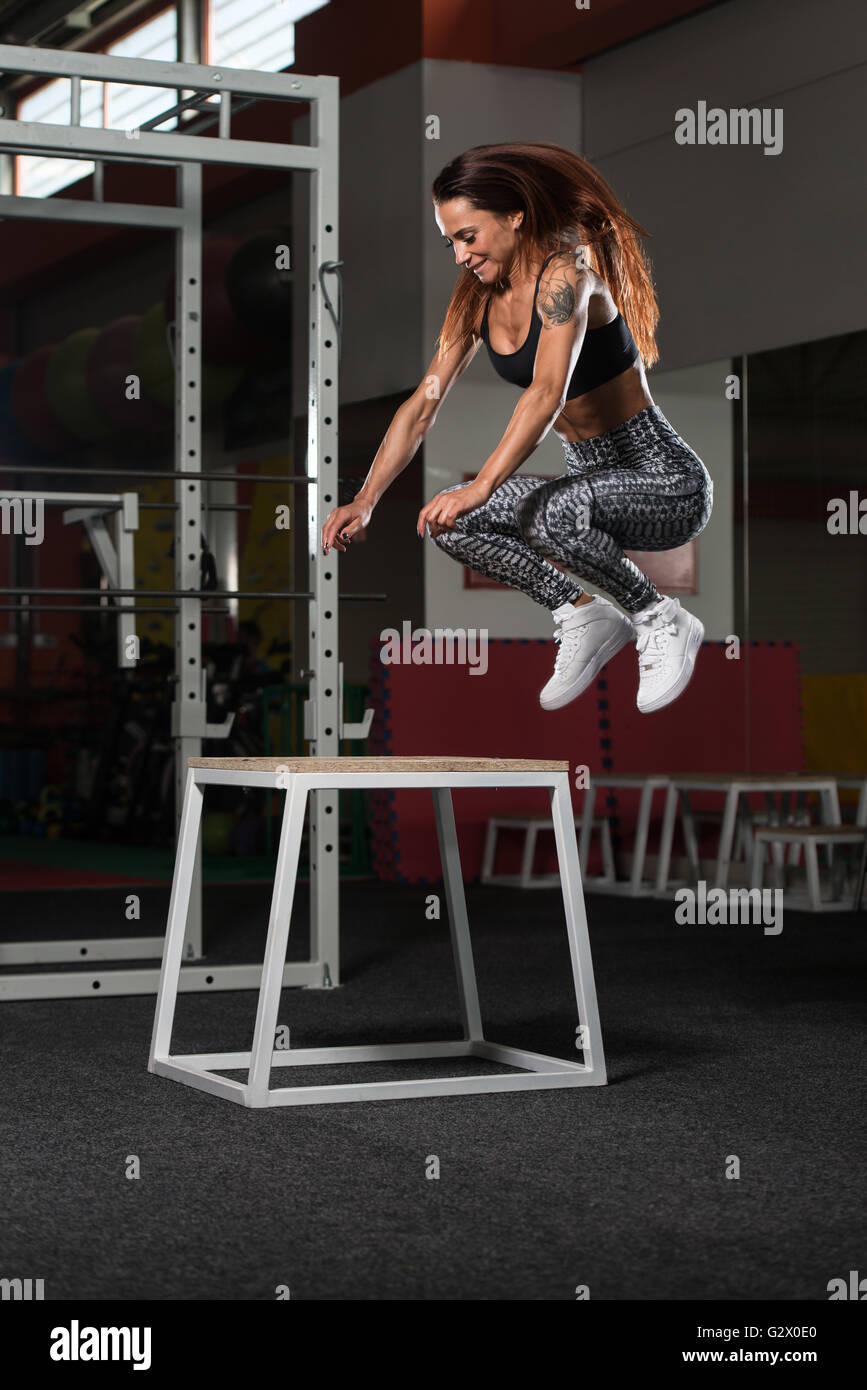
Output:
(633, 596), (704, 713)
(540, 596), (635, 711)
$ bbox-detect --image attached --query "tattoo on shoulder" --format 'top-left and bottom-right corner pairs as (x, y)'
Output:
(538, 262), (577, 327)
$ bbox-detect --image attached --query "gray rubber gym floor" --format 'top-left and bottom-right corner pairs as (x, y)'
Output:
(2, 882), (865, 1300)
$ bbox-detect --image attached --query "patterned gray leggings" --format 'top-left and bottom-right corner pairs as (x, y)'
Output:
(431, 404), (713, 613)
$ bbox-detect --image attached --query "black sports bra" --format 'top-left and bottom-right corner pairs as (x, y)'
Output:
(479, 252), (639, 399)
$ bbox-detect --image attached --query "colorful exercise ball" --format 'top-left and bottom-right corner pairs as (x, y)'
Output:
(134, 301), (245, 412)
(10, 344), (81, 457)
(0, 364), (46, 460)
(225, 227), (293, 342)
(44, 328), (116, 444)
(133, 302), (173, 409)
(87, 314), (172, 441)
(164, 236), (267, 366)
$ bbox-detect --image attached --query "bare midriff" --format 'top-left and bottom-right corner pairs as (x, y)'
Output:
(553, 362), (655, 443)
(485, 262), (655, 443)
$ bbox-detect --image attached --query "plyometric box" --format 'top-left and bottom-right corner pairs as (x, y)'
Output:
(366, 638), (803, 883)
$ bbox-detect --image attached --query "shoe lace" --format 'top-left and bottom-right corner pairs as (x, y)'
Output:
(552, 621), (586, 673)
(635, 618), (679, 672)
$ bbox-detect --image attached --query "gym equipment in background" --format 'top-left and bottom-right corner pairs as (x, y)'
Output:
(10, 344), (80, 457)
(44, 328), (118, 445)
(87, 315), (172, 443)
(164, 235), (272, 366)
(133, 301), (246, 413)
(225, 227), (293, 341)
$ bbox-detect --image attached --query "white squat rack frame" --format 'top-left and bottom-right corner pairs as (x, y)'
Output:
(0, 43), (350, 999)
(0, 489), (139, 668)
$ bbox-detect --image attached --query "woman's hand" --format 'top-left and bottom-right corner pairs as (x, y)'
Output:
(417, 480), (490, 539)
(322, 499), (372, 554)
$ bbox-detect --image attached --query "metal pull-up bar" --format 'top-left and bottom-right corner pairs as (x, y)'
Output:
(0, 465), (326, 484)
(0, 588), (386, 601)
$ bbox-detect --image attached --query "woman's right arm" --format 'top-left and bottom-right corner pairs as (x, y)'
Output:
(321, 334), (483, 553)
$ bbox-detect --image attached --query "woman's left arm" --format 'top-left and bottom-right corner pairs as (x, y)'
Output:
(418, 255), (591, 537)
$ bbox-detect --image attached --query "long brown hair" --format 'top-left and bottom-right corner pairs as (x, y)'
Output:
(432, 141), (659, 367)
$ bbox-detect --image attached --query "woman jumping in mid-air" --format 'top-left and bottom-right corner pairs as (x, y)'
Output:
(322, 141), (713, 713)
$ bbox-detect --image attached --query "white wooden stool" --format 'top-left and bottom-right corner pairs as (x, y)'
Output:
(481, 812), (615, 888)
(750, 825), (867, 911)
(149, 757), (606, 1106)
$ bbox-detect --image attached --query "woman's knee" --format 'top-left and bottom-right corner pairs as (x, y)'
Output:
(430, 523), (466, 555)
